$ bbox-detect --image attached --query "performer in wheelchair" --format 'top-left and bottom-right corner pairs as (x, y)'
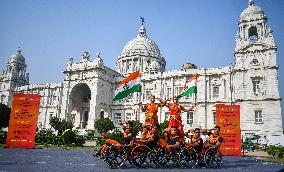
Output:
(186, 128), (203, 153)
(204, 126), (223, 149)
(164, 97), (194, 139)
(101, 121), (135, 155)
(115, 121), (135, 148)
(165, 126), (182, 152)
(136, 123), (160, 149)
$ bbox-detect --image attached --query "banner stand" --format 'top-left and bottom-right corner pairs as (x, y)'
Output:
(5, 93), (40, 149)
(216, 104), (241, 156)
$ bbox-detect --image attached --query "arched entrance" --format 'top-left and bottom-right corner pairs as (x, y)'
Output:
(69, 83), (91, 129)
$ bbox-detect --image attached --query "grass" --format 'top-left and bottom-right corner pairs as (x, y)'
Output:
(265, 157), (284, 164)
(35, 144), (97, 150)
(244, 153), (284, 164)
(1, 143), (97, 150)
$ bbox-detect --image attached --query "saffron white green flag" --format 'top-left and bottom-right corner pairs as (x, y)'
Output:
(113, 70), (142, 101)
(178, 74), (198, 98)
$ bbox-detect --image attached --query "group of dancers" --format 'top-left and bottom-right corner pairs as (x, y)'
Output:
(97, 95), (223, 158)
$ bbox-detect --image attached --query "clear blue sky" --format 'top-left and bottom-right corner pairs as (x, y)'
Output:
(0, 0), (284, 126)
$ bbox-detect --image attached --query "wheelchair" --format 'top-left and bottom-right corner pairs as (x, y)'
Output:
(204, 147), (223, 168)
(178, 145), (198, 168)
(131, 143), (164, 168)
(158, 146), (181, 168)
(103, 144), (132, 169)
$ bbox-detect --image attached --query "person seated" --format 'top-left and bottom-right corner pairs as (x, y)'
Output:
(188, 128), (203, 154)
(115, 121), (135, 148)
(101, 121), (135, 156)
(141, 123), (152, 139)
(94, 129), (110, 158)
(204, 126), (223, 149)
(136, 124), (160, 149)
(165, 126), (181, 152)
(184, 128), (194, 144)
(200, 129), (209, 143)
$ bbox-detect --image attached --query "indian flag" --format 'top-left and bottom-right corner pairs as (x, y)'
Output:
(113, 70), (142, 101)
(178, 74), (197, 98)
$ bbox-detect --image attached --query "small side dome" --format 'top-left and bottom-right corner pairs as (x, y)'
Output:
(240, 0), (265, 21)
(10, 47), (25, 64)
(182, 63), (197, 70)
(149, 61), (161, 72)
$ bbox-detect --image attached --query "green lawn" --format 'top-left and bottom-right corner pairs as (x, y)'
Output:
(1, 143), (97, 150)
(36, 144), (97, 150)
(265, 157), (284, 164)
(245, 154), (284, 164)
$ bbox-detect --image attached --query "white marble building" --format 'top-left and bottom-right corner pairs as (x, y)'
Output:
(0, 0), (282, 140)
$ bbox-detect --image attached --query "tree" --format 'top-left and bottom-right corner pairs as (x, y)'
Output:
(132, 120), (142, 135)
(49, 117), (74, 135)
(94, 117), (115, 133)
(0, 103), (11, 129)
(159, 120), (169, 132)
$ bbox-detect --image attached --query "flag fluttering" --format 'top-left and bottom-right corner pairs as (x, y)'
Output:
(113, 71), (142, 101)
(178, 74), (197, 98)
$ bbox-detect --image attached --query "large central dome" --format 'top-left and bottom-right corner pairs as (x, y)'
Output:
(116, 23), (166, 75)
(119, 25), (162, 59)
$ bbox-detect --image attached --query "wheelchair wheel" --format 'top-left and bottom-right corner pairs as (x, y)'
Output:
(131, 145), (151, 168)
(178, 147), (197, 168)
(204, 148), (223, 168)
(146, 148), (161, 168)
(93, 147), (103, 159)
(156, 147), (168, 168)
(159, 148), (179, 168)
(168, 149), (180, 168)
(104, 145), (128, 169)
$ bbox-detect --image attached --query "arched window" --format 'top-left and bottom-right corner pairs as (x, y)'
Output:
(248, 26), (258, 41)
(100, 111), (104, 118)
(1, 95), (5, 103)
(127, 62), (131, 72)
(83, 111), (89, 128)
(18, 69), (21, 77)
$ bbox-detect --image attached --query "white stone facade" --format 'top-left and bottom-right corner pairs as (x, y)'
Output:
(0, 0), (282, 140)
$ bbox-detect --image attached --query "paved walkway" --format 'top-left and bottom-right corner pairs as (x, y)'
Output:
(244, 150), (271, 159)
(0, 148), (283, 172)
(83, 140), (96, 147)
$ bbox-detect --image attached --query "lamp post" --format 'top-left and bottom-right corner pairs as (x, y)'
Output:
(229, 65), (233, 105)
(204, 68), (208, 129)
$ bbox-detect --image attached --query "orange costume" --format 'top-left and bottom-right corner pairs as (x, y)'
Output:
(101, 139), (120, 156)
(208, 133), (223, 145)
(167, 103), (185, 138)
(101, 132), (134, 156)
(144, 103), (162, 125)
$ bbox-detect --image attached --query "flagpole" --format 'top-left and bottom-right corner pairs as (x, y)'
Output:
(194, 92), (197, 108)
(194, 73), (198, 108)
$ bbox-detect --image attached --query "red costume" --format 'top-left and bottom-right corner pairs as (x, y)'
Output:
(167, 103), (185, 138)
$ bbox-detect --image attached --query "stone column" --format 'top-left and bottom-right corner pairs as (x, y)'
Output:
(171, 77), (174, 98)
(87, 82), (99, 130)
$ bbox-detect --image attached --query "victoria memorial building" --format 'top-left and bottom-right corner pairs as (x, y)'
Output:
(0, 0), (283, 141)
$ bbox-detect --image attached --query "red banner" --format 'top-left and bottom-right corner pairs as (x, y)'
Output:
(5, 93), (40, 148)
(216, 104), (241, 156)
